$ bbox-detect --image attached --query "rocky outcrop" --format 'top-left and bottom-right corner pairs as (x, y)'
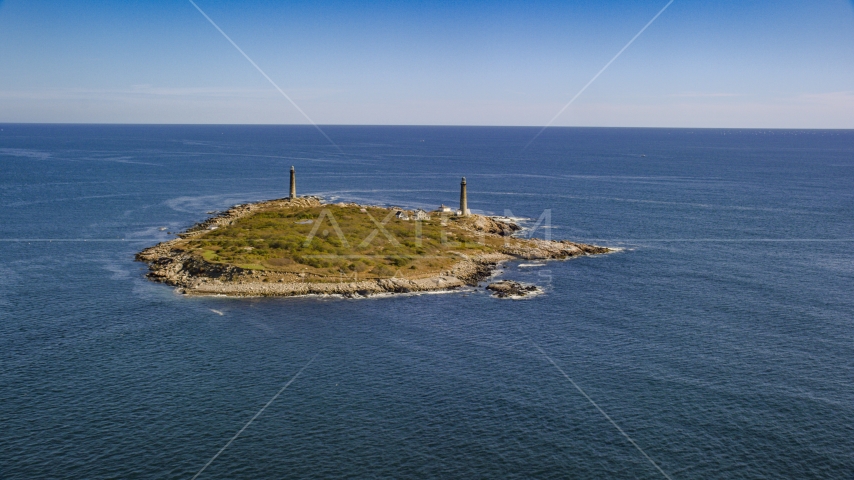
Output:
(181, 270), (469, 298)
(487, 280), (539, 298)
(137, 249), (511, 298)
(455, 215), (521, 236)
(500, 238), (609, 259)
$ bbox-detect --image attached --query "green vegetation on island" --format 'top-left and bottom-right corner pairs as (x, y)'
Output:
(185, 203), (504, 280)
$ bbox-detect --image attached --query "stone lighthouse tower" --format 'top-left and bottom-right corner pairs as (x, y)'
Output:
(459, 177), (469, 216)
(289, 166), (296, 199)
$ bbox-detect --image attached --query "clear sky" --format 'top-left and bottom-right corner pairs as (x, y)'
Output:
(1, 0), (853, 127)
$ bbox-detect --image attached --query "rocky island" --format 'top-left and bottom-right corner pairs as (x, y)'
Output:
(136, 170), (610, 297)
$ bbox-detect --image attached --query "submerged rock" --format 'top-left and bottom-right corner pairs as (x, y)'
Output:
(486, 280), (539, 298)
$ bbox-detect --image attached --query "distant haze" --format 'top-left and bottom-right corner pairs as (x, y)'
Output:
(1, 0), (853, 128)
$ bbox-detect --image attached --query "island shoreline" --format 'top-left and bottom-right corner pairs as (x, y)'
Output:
(135, 197), (612, 298)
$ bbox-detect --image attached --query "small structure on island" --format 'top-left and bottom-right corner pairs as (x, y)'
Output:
(413, 209), (430, 221)
(438, 204), (453, 213)
(459, 177), (469, 216)
(394, 209), (430, 221)
(289, 166), (296, 199)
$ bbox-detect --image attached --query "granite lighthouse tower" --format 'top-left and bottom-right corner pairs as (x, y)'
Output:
(289, 166), (296, 199)
(459, 177), (469, 216)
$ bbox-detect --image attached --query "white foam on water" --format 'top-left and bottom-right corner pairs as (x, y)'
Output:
(0, 148), (51, 160)
(488, 215), (531, 223)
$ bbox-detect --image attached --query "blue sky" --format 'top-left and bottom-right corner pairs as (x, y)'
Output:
(1, 0), (853, 127)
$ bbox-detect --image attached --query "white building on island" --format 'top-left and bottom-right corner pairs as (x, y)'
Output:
(413, 209), (430, 221)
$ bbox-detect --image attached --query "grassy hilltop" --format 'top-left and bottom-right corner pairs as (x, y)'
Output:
(183, 204), (508, 280)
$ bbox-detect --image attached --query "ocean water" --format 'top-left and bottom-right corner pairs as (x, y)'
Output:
(1, 125), (852, 479)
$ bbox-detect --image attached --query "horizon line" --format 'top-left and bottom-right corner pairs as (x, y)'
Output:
(1, 122), (853, 131)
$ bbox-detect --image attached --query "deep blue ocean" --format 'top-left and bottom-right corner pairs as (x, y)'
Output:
(1, 125), (852, 479)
